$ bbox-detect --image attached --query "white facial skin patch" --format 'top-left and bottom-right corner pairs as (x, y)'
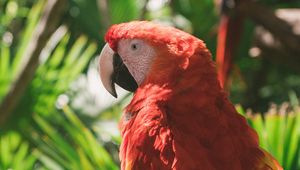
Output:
(117, 39), (156, 85)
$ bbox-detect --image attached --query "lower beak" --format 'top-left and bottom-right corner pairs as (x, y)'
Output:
(99, 44), (138, 98)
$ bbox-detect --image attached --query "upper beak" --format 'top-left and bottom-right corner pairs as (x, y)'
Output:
(99, 43), (138, 98)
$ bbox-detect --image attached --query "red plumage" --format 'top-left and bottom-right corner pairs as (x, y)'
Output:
(105, 21), (282, 170)
(216, 15), (243, 89)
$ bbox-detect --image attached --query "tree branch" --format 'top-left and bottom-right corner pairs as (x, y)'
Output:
(0, 0), (68, 126)
(237, 1), (300, 55)
(97, 0), (111, 34)
(252, 9), (300, 72)
(139, 0), (150, 20)
(256, 40), (300, 72)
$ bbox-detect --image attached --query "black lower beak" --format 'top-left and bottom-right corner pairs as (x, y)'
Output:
(112, 53), (138, 93)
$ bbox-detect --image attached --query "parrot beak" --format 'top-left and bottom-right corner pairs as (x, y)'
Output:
(99, 43), (138, 98)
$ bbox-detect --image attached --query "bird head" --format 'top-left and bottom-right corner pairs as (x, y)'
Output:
(99, 21), (212, 97)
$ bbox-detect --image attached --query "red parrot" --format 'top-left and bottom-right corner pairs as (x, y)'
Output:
(216, 14), (243, 88)
(99, 21), (282, 170)
(216, 0), (244, 89)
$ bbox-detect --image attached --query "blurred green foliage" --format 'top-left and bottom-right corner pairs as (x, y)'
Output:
(0, 132), (37, 170)
(0, 0), (300, 169)
(238, 104), (300, 170)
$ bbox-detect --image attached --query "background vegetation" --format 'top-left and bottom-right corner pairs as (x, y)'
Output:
(0, 0), (299, 169)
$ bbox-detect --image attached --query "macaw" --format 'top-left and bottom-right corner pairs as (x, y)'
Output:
(216, 0), (244, 89)
(99, 21), (282, 170)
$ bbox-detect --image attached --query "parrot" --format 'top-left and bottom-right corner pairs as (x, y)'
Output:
(98, 21), (282, 170)
(215, 0), (244, 89)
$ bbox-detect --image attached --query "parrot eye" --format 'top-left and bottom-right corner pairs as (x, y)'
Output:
(131, 43), (138, 51)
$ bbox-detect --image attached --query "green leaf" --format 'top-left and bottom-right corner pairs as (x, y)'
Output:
(12, 0), (45, 76)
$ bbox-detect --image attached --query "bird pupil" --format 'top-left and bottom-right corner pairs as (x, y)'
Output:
(132, 44), (137, 50)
